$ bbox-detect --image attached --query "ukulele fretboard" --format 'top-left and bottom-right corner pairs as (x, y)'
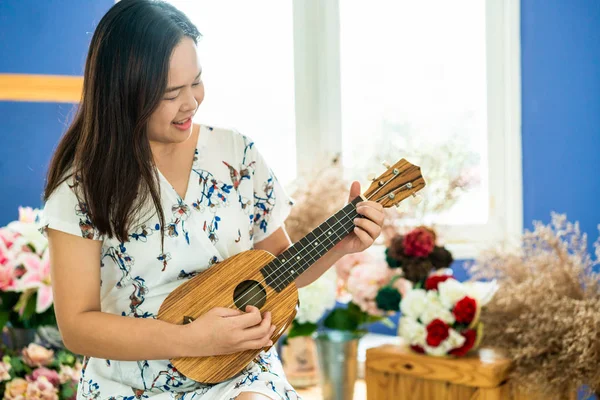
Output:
(261, 196), (362, 292)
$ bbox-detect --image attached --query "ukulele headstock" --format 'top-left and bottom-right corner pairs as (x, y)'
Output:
(363, 159), (426, 207)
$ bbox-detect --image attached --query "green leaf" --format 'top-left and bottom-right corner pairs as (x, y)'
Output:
(23, 293), (38, 322)
(0, 311), (10, 332)
(61, 382), (76, 399)
(287, 321), (317, 339)
(323, 308), (359, 331)
(57, 350), (76, 367)
(9, 356), (25, 374)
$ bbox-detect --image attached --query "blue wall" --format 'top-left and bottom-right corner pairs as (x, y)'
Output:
(521, 0), (600, 240)
(0, 1), (112, 75)
(0, 1), (113, 222)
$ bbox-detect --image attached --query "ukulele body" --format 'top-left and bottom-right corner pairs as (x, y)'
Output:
(157, 249), (298, 384)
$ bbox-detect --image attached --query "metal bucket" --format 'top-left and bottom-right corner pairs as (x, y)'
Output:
(314, 330), (362, 400)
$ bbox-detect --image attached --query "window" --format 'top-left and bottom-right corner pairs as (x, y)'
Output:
(339, 1), (489, 226)
(168, 0), (297, 186)
(172, 0), (522, 258)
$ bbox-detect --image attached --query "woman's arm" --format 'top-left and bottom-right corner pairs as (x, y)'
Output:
(48, 229), (189, 361)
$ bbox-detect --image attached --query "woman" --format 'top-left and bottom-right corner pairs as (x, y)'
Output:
(42, 0), (385, 399)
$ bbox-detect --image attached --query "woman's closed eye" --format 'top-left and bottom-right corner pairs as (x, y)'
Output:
(164, 81), (201, 101)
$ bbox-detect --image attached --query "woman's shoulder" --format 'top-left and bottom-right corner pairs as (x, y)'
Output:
(200, 123), (256, 150)
(41, 171), (104, 241)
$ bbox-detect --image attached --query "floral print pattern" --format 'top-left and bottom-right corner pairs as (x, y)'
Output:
(40, 125), (296, 399)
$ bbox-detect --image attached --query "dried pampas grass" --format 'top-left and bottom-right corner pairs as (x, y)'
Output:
(468, 213), (600, 398)
(284, 156), (349, 243)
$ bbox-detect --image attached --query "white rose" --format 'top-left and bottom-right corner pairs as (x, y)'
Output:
(400, 289), (427, 319)
(446, 328), (466, 349)
(438, 279), (468, 309)
(399, 317), (426, 346)
(420, 305), (455, 326)
(295, 268), (337, 324)
(418, 291), (455, 325)
(464, 280), (499, 306)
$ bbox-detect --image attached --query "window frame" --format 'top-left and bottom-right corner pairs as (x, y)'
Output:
(291, 0), (523, 259)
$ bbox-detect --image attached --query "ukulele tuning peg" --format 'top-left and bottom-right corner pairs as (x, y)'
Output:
(411, 193), (423, 205)
(367, 173), (378, 181)
(382, 160), (391, 169)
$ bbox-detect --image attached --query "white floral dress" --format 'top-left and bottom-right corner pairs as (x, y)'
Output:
(41, 125), (300, 400)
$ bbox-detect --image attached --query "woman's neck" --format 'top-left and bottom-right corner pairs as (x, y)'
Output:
(150, 124), (200, 165)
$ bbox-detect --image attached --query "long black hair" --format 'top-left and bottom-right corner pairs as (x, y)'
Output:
(44, 0), (201, 244)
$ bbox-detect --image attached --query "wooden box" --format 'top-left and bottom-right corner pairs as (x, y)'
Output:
(365, 344), (576, 400)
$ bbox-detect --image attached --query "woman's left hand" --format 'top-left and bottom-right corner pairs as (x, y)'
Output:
(333, 181), (385, 256)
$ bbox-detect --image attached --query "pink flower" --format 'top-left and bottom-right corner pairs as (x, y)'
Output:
(25, 376), (58, 400)
(347, 261), (391, 315)
(392, 277), (413, 298)
(0, 359), (12, 381)
(13, 250), (53, 313)
(0, 241), (16, 290)
(334, 251), (375, 283)
(18, 207), (37, 224)
(58, 364), (81, 384)
(31, 368), (60, 386)
(4, 378), (28, 399)
(22, 344), (54, 368)
(0, 228), (19, 251)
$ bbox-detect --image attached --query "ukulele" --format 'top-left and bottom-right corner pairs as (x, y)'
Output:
(156, 158), (425, 384)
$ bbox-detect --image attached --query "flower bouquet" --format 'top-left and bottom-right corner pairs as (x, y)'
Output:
(398, 274), (497, 357)
(0, 343), (82, 400)
(326, 251), (399, 334)
(0, 207), (57, 336)
(385, 226), (453, 284)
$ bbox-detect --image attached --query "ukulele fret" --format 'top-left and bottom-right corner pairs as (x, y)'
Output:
(261, 197), (361, 292)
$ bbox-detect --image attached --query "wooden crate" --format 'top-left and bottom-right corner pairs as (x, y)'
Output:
(365, 344), (576, 400)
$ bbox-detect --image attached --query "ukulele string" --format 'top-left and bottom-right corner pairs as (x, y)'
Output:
(227, 205), (355, 310)
(226, 181), (415, 311)
(225, 193), (375, 311)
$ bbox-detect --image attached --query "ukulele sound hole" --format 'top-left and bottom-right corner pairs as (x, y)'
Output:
(233, 280), (267, 310)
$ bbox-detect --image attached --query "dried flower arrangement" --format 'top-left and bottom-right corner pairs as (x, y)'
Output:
(283, 155), (349, 244)
(467, 213), (600, 399)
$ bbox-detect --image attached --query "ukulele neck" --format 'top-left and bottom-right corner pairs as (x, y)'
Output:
(260, 196), (362, 292)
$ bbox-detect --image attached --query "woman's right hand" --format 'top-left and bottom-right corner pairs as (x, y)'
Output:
(181, 305), (276, 357)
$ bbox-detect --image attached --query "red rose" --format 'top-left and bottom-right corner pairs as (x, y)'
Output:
(403, 227), (435, 257)
(452, 296), (477, 325)
(449, 329), (477, 357)
(425, 319), (450, 347)
(424, 275), (454, 291)
(410, 345), (425, 354)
